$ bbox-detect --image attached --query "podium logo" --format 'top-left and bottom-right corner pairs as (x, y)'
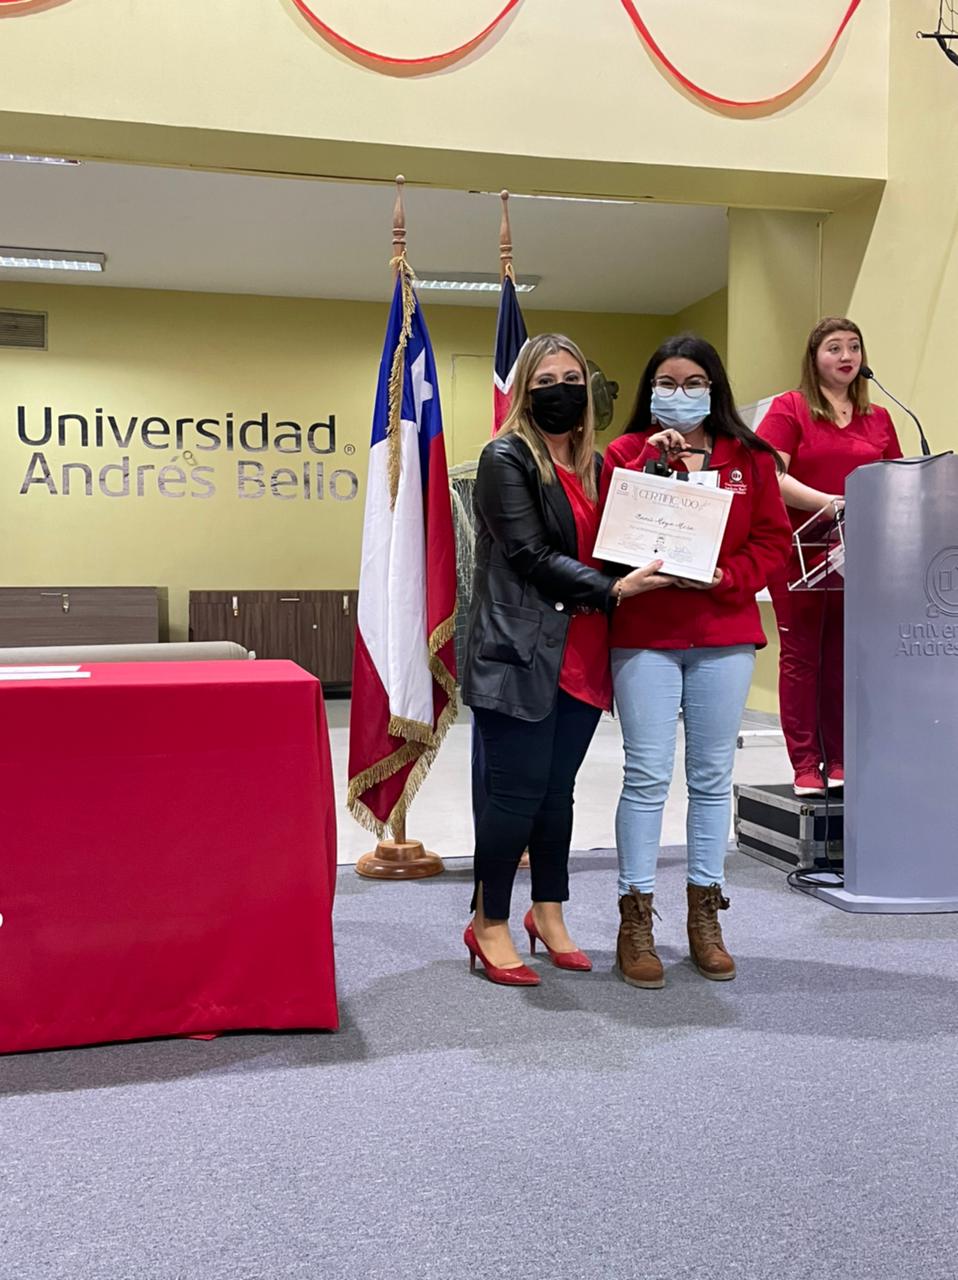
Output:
(925, 547), (958, 617)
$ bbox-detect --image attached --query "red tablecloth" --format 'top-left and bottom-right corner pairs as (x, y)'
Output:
(0, 660), (338, 1054)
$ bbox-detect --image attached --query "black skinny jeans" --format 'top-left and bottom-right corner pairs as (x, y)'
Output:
(472, 690), (602, 920)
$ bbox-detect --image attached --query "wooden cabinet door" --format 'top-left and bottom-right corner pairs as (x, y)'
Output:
(0, 587), (160, 646)
(188, 596), (247, 649)
(302, 591), (357, 685)
(189, 591), (299, 661)
(188, 590), (358, 686)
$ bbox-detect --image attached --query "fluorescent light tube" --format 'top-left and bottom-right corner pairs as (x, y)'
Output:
(0, 154), (80, 166)
(0, 247), (105, 272)
(416, 272), (538, 293)
(471, 190), (636, 205)
(510, 194), (635, 205)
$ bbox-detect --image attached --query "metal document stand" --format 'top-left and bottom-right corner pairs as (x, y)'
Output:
(802, 453), (958, 913)
(789, 505), (845, 590)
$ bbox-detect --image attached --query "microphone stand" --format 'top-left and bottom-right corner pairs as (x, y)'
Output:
(860, 366), (931, 457)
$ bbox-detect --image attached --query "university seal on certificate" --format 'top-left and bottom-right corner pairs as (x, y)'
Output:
(594, 467), (734, 584)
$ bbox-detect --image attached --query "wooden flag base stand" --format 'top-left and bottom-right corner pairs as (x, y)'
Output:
(355, 820), (444, 880)
(356, 840), (444, 880)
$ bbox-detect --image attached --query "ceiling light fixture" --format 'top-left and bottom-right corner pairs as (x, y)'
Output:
(471, 190), (636, 206)
(0, 247), (106, 273)
(0, 154), (80, 166)
(416, 271), (539, 293)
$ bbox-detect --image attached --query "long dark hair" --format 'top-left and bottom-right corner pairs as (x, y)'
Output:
(625, 333), (784, 473)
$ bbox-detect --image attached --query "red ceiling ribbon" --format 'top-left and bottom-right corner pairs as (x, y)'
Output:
(0, 0), (865, 107)
(617, 0), (864, 108)
(289, 0), (523, 67)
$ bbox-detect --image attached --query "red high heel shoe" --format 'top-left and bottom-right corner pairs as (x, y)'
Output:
(463, 922), (540, 986)
(523, 908), (592, 972)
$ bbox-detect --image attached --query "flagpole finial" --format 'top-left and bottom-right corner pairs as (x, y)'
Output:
(499, 189), (515, 282)
(393, 175), (407, 265)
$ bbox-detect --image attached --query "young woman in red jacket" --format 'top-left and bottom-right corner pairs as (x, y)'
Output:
(757, 317), (902, 796)
(600, 335), (791, 989)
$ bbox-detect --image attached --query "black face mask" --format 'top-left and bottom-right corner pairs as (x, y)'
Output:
(529, 383), (588, 435)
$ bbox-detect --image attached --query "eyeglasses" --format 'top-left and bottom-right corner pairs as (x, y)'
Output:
(652, 378), (711, 400)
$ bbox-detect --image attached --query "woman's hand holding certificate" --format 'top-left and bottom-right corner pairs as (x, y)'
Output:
(594, 467), (733, 585)
(671, 567), (724, 590)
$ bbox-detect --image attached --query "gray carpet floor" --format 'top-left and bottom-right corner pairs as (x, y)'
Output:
(2, 847), (958, 1280)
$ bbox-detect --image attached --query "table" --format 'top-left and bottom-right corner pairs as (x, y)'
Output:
(0, 660), (339, 1054)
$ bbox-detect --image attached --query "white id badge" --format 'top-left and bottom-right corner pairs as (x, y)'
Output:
(685, 470), (720, 489)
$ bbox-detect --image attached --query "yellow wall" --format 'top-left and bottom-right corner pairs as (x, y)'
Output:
(822, 2), (958, 457)
(0, 1), (887, 210)
(0, 281), (669, 641)
(669, 288), (729, 366)
(727, 210), (824, 406)
(725, 211), (826, 713)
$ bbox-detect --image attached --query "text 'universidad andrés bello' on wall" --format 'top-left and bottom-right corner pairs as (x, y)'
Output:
(13, 405), (360, 502)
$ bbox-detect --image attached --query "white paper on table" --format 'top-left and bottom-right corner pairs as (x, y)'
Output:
(594, 467), (734, 584)
(0, 670), (91, 681)
(0, 665), (82, 673)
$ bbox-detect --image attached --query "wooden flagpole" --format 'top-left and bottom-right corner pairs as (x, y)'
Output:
(392, 173), (407, 264)
(355, 176), (444, 881)
(497, 190), (531, 873)
(499, 189), (514, 283)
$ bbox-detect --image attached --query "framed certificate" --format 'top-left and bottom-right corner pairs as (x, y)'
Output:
(593, 467), (734, 584)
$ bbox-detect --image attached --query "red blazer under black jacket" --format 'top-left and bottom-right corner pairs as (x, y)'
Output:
(599, 431), (792, 650)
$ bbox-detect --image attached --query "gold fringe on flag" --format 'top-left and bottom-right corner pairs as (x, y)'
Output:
(346, 174), (458, 842)
(346, 614), (458, 839)
(385, 253), (417, 510)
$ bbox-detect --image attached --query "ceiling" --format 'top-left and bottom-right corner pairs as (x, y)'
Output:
(0, 160), (728, 315)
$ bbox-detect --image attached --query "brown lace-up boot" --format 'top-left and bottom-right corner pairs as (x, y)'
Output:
(615, 889), (664, 989)
(686, 883), (736, 980)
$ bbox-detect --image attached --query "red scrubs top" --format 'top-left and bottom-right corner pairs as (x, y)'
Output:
(555, 467), (612, 712)
(757, 390), (903, 532)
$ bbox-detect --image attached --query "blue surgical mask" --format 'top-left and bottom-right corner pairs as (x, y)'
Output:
(651, 388), (711, 431)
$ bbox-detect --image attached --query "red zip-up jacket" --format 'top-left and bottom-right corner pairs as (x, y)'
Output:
(599, 431), (792, 650)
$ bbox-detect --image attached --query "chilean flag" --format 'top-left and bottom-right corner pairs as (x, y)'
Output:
(492, 273), (529, 434)
(347, 269), (458, 836)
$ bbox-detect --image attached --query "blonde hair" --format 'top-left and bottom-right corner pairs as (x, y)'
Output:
(799, 316), (872, 422)
(495, 333), (598, 500)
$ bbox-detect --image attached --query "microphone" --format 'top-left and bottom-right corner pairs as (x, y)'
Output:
(860, 365), (931, 457)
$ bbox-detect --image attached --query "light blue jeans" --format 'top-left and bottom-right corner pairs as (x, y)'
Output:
(612, 645), (756, 896)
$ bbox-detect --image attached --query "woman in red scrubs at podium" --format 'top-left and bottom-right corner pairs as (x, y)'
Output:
(758, 317), (903, 796)
(462, 334), (669, 986)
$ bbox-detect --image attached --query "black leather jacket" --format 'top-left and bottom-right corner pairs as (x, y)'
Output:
(461, 433), (616, 721)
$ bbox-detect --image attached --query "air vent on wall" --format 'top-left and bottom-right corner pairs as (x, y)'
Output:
(0, 310), (47, 350)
